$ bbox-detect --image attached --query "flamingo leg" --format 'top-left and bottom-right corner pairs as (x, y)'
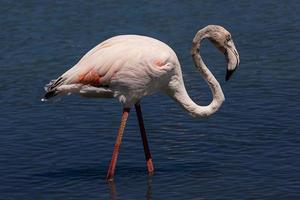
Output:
(106, 107), (130, 181)
(135, 103), (154, 174)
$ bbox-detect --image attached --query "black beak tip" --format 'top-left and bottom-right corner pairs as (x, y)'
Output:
(225, 69), (235, 81)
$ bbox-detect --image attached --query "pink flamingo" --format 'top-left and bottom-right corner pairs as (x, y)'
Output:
(44, 25), (240, 181)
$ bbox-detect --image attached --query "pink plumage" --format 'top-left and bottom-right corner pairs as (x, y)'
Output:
(44, 25), (240, 180)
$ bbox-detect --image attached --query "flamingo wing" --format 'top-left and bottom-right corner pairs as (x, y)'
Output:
(44, 36), (133, 99)
(44, 35), (177, 102)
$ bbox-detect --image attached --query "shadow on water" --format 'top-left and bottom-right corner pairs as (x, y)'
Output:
(34, 166), (105, 181)
(33, 165), (155, 199)
(32, 162), (222, 199)
(106, 167), (221, 200)
(33, 164), (154, 182)
(107, 175), (153, 200)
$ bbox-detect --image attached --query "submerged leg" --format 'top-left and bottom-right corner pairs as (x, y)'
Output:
(135, 103), (154, 174)
(106, 107), (130, 181)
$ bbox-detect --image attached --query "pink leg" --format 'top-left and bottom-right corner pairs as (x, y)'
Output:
(106, 108), (130, 181)
(135, 103), (154, 174)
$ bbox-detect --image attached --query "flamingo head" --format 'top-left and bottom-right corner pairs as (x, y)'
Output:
(208, 25), (240, 81)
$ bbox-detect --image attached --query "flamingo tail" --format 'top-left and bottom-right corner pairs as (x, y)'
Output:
(43, 77), (65, 99)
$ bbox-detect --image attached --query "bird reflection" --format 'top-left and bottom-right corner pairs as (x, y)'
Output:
(107, 181), (117, 200)
(107, 175), (153, 200)
(145, 175), (153, 200)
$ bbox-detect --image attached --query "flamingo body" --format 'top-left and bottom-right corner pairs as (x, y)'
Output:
(44, 25), (240, 180)
(45, 35), (179, 107)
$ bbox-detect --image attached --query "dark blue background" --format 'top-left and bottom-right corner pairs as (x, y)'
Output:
(1, 0), (299, 199)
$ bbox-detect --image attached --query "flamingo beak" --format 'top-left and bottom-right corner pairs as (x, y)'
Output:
(225, 40), (240, 81)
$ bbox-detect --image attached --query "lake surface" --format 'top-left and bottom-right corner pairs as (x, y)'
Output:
(1, 0), (300, 199)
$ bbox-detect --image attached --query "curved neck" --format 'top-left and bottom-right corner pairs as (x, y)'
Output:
(170, 27), (225, 117)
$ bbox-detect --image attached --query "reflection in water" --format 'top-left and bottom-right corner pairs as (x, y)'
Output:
(146, 175), (153, 200)
(108, 175), (153, 200)
(107, 181), (117, 200)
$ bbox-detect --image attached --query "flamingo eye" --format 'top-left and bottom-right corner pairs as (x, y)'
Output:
(226, 35), (231, 42)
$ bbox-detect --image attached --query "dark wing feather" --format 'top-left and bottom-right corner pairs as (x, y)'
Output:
(43, 77), (65, 99)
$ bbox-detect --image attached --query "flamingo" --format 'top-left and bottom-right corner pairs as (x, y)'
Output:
(43, 25), (240, 181)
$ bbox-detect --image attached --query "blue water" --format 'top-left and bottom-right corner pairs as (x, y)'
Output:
(1, 0), (300, 199)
